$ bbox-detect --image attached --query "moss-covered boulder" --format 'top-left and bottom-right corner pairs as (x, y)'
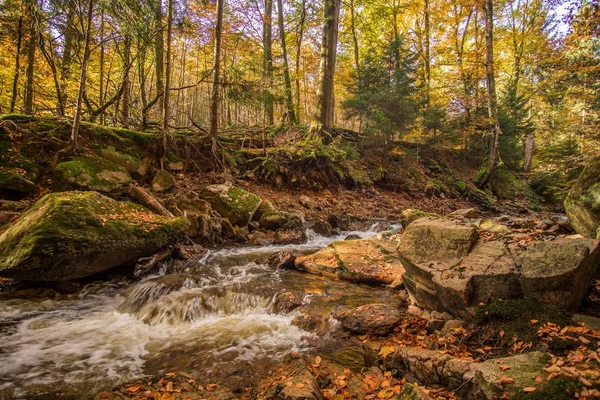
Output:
(199, 184), (262, 226)
(151, 170), (175, 193)
(400, 209), (441, 228)
(295, 238), (404, 284)
(93, 146), (143, 178)
(565, 155), (600, 238)
(53, 156), (132, 196)
(0, 191), (188, 281)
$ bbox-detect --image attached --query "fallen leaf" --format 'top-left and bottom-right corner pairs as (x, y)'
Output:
(378, 346), (395, 358)
(499, 365), (511, 372)
(523, 387), (537, 392)
(499, 376), (514, 384)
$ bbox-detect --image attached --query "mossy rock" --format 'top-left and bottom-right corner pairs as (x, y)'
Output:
(0, 168), (38, 193)
(93, 146), (142, 177)
(0, 191), (189, 281)
(53, 156), (132, 196)
(565, 155), (600, 238)
(151, 170), (175, 193)
(199, 184), (262, 227)
(400, 208), (441, 228)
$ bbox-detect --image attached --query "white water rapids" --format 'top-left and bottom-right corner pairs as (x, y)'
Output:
(0, 225), (398, 399)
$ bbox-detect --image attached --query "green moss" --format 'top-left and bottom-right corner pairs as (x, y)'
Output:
(93, 146), (141, 174)
(53, 156), (132, 195)
(475, 299), (573, 345)
(0, 114), (36, 122)
(454, 180), (467, 193)
(513, 377), (582, 400)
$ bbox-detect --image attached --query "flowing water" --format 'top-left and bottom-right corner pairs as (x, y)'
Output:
(0, 225), (402, 399)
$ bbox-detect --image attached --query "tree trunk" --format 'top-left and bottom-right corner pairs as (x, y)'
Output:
(523, 131), (534, 173)
(58, 4), (75, 117)
(10, 16), (23, 113)
(160, 0), (173, 168)
(99, 10), (105, 124)
(23, 3), (37, 115)
(295, 0), (306, 123)
(263, 0), (274, 125)
(69, 0), (94, 151)
(121, 34), (132, 128)
(423, 0), (431, 106)
(277, 0), (297, 125)
(349, 0), (359, 74)
(476, 0), (502, 188)
(154, 0), (165, 106)
(210, 0), (225, 168)
(311, 0), (340, 134)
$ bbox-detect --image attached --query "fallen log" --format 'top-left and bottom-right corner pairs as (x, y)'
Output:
(129, 184), (174, 217)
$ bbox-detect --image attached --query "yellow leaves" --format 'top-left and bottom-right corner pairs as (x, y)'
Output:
(125, 385), (142, 393)
(378, 345), (395, 358)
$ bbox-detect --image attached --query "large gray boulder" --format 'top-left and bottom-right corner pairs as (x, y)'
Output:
(199, 184), (262, 227)
(0, 191), (188, 281)
(295, 238), (404, 285)
(565, 155), (600, 238)
(399, 216), (600, 317)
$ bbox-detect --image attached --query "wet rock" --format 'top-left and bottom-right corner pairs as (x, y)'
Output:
(248, 220), (261, 232)
(199, 184), (262, 227)
(329, 214), (371, 231)
(274, 218), (307, 245)
(0, 191), (188, 281)
(331, 227), (342, 236)
(53, 156), (132, 196)
(295, 238), (404, 285)
(565, 155), (600, 238)
(298, 195), (314, 209)
(259, 210), (296, 231)
(334, 303), (403, 336)
(312, 218), (333, 236)
(248, 231), (272, 245)
(165, 191), (226, 244)
(269, 289), (306, 313)
(400, 209), (440, 228)
(262, 250), (303, 269)
(449, 208), (480, 219)
(399, 383), (434, 400)
(372, 221), (392, 232)
(399, 215), (600, 318)
(292, 305), (330, 334)
(151, 170), (175, 193)
(344, 234), (362, 241)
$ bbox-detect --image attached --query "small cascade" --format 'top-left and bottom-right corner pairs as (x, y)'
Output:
(131, 288), (270, 325)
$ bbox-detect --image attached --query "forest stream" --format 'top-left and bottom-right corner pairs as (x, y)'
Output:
(0, 223), (402, 399)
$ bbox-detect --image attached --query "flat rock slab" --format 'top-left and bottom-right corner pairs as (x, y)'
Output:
(0, 191), (188, 281)
(294, 238), (405, 285)
(399, 216), (600, 317)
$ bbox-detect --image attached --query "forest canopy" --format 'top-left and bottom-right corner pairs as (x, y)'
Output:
(0, 0), (598, 194)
